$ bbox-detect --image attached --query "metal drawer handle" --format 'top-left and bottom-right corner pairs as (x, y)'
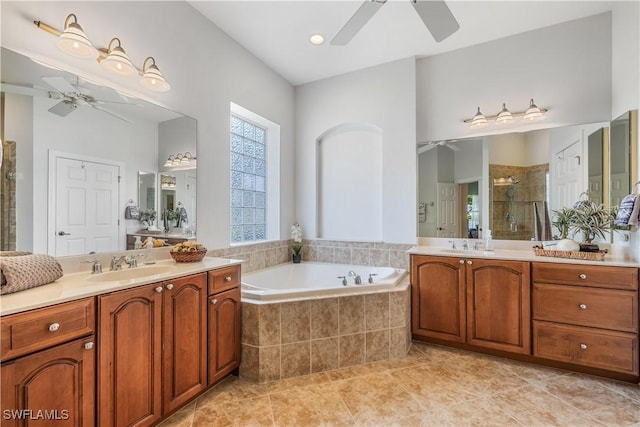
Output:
(580, 343), (588, 350)
(225, 276), (232, 282)
(579, 274), (587, 280)
(466, 260), (473, 265)
(166, 283), (174, 290)
(579, 304), (587, 310)
(211, 298), (218, 305)
(84, 342), (94, 350)
(48, 323), (60, 332)
(459, 260), (464, 264)
(155, 286), (163, 293)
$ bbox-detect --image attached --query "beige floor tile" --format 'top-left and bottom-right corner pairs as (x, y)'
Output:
(192, 395), (274, 427)
(265, 372), (332, 394)
(537, 373), (640, 425)
(492, 384), (605, 426)
(196, 375), (270, 405)
(157, 401), (196, 427)
(423, 397), (522, 426)
(270, 383), (355, 426)
(335, 372), (425, 424)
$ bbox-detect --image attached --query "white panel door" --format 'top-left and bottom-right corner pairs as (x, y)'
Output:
(185, 173), (197, 230)
(55, 157), (120, 256)
(551, 140), (583, 212)
(436, 183), (457, 238)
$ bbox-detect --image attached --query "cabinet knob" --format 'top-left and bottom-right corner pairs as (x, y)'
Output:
(84, 342), (94, 350)
(579, 274), (587, 280)
(48, 322), (60, 332)
(459, 260), (465, 264)
(225, 276), (232, 282)
(579, 303), (587, 310)
(580, 343), (588, 350)
(211, 298), (218, 305)
(166, 283), (174, 290)
(155, 286), (163, 293)
(466, 260), (473, 265)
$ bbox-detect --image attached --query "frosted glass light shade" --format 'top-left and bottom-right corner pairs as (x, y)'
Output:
(56, 20), (98, 58)
(523, 99), (544, 121)
(496, 103), (513, 124)
(101, 45), (137, 76)
(469, 107), (488, 129)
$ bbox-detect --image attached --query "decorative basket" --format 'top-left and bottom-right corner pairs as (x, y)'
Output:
(533, 246), (608, 261)
(170, 249), (207, 263)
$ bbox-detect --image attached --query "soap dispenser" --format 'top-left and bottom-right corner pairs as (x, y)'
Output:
(144, 238), (156, 265)
(134, 235), (143, 249)
(484, 229), (494, 253)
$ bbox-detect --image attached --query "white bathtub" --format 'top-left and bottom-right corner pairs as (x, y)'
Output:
(241, 262), (408, 303)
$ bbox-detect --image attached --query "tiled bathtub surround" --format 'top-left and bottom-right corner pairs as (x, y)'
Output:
(240, 280), (411, 382)
(206, 239), (413, 273)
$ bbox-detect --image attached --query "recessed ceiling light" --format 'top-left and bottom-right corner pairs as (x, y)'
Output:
(309, 34), (325, 45)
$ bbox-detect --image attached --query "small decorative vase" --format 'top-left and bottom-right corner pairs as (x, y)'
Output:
(292, 253), (302, 263)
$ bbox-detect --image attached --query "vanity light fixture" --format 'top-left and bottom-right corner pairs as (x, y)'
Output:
(495, 103), (513, 125)
(34, 14), (171, 92)
(54, 14), (98, 58)
(164, 152), (196, 168)
(469, 107), (488, 129)
(464, 99), (547, 128)
(99, 38), (137, 76)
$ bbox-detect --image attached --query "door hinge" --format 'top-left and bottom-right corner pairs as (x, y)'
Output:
(118, 176), (122, 183)
(118, 219), (120, 226)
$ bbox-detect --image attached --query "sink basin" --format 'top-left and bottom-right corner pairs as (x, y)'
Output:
(86, 266), (174, 283)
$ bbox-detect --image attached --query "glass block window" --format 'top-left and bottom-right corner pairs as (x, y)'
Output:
(230, 115), (267, 243)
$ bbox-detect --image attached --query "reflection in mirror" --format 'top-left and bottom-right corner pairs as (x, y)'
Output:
(587, 127), (607, 206)
(610, 110), (638, 207)
(138, 171), (156, 212)
(416, 121), (618, 241)
(0, 47), (197, 255)
(159, 171), (196, 235)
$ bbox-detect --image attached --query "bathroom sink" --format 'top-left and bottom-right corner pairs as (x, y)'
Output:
(86, 266), (174, 283)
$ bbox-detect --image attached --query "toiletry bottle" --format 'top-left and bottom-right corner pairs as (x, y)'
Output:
(144, 237), (156, 265)
(484, 229), (494, 253)
(134, 235), (142, 249)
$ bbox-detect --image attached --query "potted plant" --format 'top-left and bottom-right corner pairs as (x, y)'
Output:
(139, 209), (157, 229)
(551, 207), (580, 251)
(291, 222), (303, 263)
(570, 200), (612, 247)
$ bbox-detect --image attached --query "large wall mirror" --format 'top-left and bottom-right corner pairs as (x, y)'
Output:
(417, 116), (637, 241)
(0, 47), (197, 256)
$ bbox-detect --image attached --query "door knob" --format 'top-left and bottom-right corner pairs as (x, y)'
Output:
(166, 283), (174, 290)
(211, 298), (218, 305)
(58, 231), (71, 236)
(84, 342), (94, 350)
(155, 286), (163, 293)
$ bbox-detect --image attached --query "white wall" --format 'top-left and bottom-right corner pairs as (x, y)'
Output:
(453, 141), (482, 183)
(295, 57), (416, 244)
(611, 1), (640, 119)
(1, 1), (296, 251)
(417, 12), (612, 143)
(417, 149), (437, 237)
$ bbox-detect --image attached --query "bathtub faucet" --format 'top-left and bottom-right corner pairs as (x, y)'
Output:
(337, 276), (348, 286)
(348, 270), (362, 285)
(368, 273), (377, 284)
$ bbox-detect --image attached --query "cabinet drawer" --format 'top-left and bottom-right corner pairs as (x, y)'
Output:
(208, 265), (240, 294)
(533, 321), (638, 375)
(1, 298), (95, 361)
(533, 284), (638, 332)
(532, 263), (638, 290)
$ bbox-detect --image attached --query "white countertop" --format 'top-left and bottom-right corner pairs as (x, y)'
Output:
(0, 257), (243, 317)
(408, 245), (640, 268)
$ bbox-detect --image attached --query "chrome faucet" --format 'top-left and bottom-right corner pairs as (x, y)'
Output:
(462, 240), (469, 250)
(348, 270), (362, 285)
(110, 256), (128, 271)
(448, 240), (457, 249)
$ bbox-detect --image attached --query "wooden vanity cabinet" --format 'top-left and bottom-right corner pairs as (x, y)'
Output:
(207, 266), (241, 385)
(411, 255), (530, 355)
(98, 273), (207, 427)
(1, 298), (96, 427)
(532, 262), (639, 377)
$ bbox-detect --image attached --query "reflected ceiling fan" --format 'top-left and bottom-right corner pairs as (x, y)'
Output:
(418, 140), (460, 152)
(331, 0), (460, 46)
(0, 76), (132, 123)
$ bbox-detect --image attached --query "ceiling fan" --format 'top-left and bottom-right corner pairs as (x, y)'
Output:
(418, 140), (460, 153)
(331, 0), (459, 46)
(0, 76), (132, 123)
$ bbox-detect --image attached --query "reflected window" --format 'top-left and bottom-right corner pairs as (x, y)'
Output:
(230, 114), (268, 243)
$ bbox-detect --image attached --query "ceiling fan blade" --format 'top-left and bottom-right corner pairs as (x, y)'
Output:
(446, 144), (460, 152)
(90, 104), (133, 124)
(0, 82), (48, 98)
(48, 100), (78, 117)
(331, 0), (385, 46)
(42, 76), (76, 94)
(411, 0), (460, 42)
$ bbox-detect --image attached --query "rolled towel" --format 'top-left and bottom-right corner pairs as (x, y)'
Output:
(629, 194), (640, 227)
(614, 194), (637, 226)
(0, 254), (63, 295)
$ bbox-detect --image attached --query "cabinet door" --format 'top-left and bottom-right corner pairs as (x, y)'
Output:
(208, 287), (241, 385)
(163, 273), (207, 413)
(1, 336), (95, 427)
(466, 259), (531, 354)
(411, 256), (466, 342)
(98, 285), (162, 427)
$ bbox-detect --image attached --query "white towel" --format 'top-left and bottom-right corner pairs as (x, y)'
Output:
(628, 194), (640, 227)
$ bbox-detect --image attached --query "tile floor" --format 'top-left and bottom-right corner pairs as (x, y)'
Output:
(159, 341), (640, 427)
